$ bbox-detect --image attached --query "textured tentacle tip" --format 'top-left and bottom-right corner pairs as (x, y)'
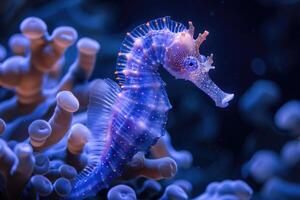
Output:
(11, 143), (35, 177)
(158, 157), (177, 178)
(20, 17), (47, 39)
(30, 175), (53, 197)
(8, 34), (30, 55)
(173, 180), (193, 195)
(160, 184), (188, 200)
(52, 26), (78, 48)
(28, 120), (52, 148)
(53, 177), (72, 197)
(56, 91), (79, 113)
(14, 143), (33, 159)
(275, 100), (300, 134)
(139, 179), (162, 196)
(77, 37), (100, 55)
(107, 185), (137, 200)
(198, 180), (253, 200)
(127, 152), (177, 180)
(281, 140), (300, 167)
(245, 150), (281, 183)
(59, 164), (77, 180)
(67, 123), (90, 155)
(34, 153), (50, 175)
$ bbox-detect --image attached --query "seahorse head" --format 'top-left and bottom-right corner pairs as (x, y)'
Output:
(164, 21), (234, 108)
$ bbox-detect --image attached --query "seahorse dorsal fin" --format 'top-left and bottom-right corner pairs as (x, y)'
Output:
(118, 16), (186, 54)
(87, 79), (120, 132)
(73, 78), (120, 188)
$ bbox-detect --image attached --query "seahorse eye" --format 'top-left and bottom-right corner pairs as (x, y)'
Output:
(184, 56), (198, 71)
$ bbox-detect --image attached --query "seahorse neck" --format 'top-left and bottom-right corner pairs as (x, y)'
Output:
(118, 30), (174, 87)
(116, 30), (174, 111)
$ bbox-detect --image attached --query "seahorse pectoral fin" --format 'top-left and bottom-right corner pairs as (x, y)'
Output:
(191, 72), (234, 108)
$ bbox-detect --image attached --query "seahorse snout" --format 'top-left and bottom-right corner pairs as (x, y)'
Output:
(221, 93), (235, 108)
(191, 72), (234, 108)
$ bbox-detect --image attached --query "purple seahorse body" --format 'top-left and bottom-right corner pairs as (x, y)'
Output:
(69, 16), (234, 199)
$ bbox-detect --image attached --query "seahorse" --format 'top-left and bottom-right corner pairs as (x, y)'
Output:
(69, 16), (234, 199)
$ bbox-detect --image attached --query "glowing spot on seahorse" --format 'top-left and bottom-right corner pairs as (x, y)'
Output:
(132, 84), (139, 89)
(122, 69), (139, 76)
(148, 104), (156, 109)
(137, 119), (147, 129)
(134, 38), (143, 47)
(125, 53), (133, 60)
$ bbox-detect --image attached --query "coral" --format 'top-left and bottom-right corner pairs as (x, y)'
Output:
(239, 79), (281, 127)
(107, 184), (137, 200)
(123, 152), (177, 180)
(195, 180), (253, 200)
(160, 184), (189, 200)
(0, 16), (99, 199)
(0, 16), (99, 140)
(243, 139), (300, 200)
(242, 150), (283, 183)
(275, 100), (300, 136)
(239, 79), (300, 200)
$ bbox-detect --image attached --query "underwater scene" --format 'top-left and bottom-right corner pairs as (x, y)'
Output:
(0, 0), (299, 199)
